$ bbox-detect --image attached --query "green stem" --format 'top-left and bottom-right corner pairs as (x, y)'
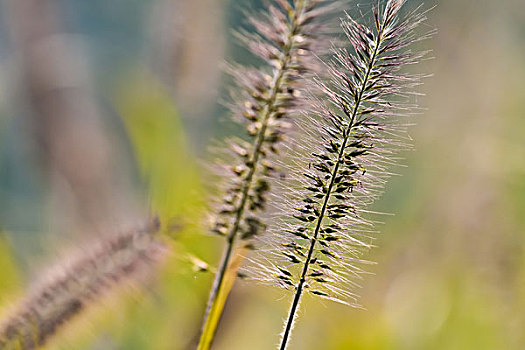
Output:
(279, 23), (383, 350)
(197, 2), (307, 349)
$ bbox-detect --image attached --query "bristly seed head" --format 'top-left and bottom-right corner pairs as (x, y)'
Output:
(211, 0), (344, 246)
(247, 0), (432, 309)
(199, 3), (346, 346)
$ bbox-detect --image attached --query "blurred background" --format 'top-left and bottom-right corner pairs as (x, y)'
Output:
(0, 0), (524, 349)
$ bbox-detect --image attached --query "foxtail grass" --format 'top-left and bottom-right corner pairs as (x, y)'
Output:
(0, 219), (167, 350)
(197, 1), (341, 348)
(245, 1), (432, 348)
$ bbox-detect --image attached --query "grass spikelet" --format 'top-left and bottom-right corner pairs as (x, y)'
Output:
(245, 1), (432, 348)
(198, 1), (343, 348)
(0, 219), (167, 350)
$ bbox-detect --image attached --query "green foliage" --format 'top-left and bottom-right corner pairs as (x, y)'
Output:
(116, 71), (205, 225)
(0, 235), (21, 307)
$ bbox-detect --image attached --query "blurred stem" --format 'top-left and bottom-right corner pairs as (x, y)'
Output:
(196, 246), (246, 350)
(197, 1), (307, 349)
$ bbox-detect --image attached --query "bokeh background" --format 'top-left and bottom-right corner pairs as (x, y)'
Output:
(1, 0), (525, 349)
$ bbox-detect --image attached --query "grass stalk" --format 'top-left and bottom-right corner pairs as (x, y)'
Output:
(280, 21), (382, 350)
(197, 3), (310, 348)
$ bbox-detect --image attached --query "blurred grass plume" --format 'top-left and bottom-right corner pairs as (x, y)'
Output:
(0, 220), (166, 350)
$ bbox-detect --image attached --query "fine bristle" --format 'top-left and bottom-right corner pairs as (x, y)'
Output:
(242, 1), (431, 347)
(253, 0), (429, 303)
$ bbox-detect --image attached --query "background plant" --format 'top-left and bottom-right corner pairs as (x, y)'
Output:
(0, 220), (166, 349)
